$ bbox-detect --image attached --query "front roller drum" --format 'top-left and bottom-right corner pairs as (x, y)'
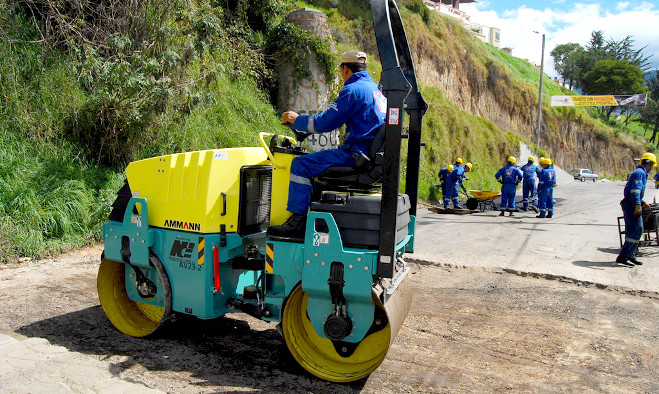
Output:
(282, 277), (412, 382)
(97, 256), (172, 337)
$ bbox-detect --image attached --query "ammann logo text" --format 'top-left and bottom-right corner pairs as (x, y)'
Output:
(164, 219), (201, 232)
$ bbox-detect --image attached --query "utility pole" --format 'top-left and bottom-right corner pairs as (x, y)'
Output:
(534, 31), (545, 147)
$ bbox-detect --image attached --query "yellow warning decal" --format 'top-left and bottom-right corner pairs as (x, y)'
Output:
(197, 237), (205, 265)
(265, 243), (274, 273)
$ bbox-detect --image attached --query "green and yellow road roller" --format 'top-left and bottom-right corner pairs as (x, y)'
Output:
(97, 0), (427, 382)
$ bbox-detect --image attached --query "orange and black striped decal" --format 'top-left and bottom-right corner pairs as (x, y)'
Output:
(197, 237), (205, 265)
(265, 243), (274, 273)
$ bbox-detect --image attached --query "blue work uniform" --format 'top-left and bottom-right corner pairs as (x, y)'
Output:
(537, 166), (557, 217)
(520, 162), (541, 210)
(438, 167), (450, 208)
(654, 172), (659, 188)
(447, 166), (467, 208)
(287, 71), (387, 215)
(495, 164), (523, 211)
(619, 166), (648, 259)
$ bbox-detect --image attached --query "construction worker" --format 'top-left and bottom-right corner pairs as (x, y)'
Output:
(268, 50), (387, 239)
(616, 152), (657, 266)
(454, 157), (463, 168)
(520, 156), (541, 211)
(654, 171), (659, 189)
(495, 156), (523, 216)
(438, 164), (455, 208)
(447, 162), (472, 209)
(536, 158), (557, 218)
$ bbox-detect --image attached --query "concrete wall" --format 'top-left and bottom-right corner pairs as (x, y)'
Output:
(276, 8), (339, 152)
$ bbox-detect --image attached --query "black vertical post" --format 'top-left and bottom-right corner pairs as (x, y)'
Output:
(404, 91), (427, 216)
(372, 0), (412, 278)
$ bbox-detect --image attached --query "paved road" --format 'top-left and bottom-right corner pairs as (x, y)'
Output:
(414, 179), (659, 295)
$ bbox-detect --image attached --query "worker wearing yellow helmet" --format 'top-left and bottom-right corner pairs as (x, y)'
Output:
(495, 156), (524, 216)
(616, 152), (657, 266)
(446, 159), (471, 209)
(520, 155), (541, 212)
(536, 158), (556, 218)
(438, 164), (454, 208)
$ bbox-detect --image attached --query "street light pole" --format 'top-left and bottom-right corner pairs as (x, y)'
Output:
(534, 31), (545, 148)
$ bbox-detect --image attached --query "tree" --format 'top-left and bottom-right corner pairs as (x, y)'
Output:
(638, 74), (659, 146)
(550, 43), (583, 90)
(581, 59), (645, 121)
(606, 35), (652, 71)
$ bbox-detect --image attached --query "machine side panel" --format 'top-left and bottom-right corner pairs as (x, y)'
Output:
(125, 147), (269, 234)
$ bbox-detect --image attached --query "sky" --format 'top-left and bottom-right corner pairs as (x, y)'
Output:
(459, 0), (659, 78)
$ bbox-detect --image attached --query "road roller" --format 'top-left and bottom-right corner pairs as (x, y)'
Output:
(97, 0), (427, 382)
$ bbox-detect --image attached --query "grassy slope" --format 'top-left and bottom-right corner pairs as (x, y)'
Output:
(0, 12), (283, 262)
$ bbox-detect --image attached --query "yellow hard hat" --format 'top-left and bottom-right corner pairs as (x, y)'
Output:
(544, 158), (553, 165)
(640, 152), (658, 167)
(528, 156), (535, 163)
(456, 157), (463, 164)
(465, 162), (473, 170)
(539, 156), (545, 163)
(447, 164), (455, 172)
(507, 156), (517, 164)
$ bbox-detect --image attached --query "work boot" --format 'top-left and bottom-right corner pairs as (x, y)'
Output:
(616, 255), (634, 267)
(508, 211), (514, 216)
(546, 214), (553, 218)
(536, 215), (546, 218)
(499, 211), (505, 217)
(629, 257), (643, 266)
(267, 214), (307, 240)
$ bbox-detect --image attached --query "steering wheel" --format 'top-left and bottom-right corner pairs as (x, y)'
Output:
(281, 122), (312, 143)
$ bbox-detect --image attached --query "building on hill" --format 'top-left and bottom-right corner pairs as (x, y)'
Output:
(424, 0), (475, 25)
(424, 1), (501, 49)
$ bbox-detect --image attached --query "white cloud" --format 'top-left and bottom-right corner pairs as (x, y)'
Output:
(460, 1), (659, 78)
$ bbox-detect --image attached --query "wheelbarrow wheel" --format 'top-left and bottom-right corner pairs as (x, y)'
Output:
(466, 198), (479, 211)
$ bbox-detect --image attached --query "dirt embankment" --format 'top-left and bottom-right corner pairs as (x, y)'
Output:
(413, 29), (644, 177)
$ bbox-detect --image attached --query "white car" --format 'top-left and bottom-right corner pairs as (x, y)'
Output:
(570, 168), (598, 182)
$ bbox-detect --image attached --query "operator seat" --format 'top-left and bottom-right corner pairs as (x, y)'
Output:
(314, 124), (386, 193)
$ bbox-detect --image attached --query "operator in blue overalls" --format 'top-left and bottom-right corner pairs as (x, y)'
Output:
(447, 162), (472, 209)
(520, 156), (541, 211)
(536, 158), (557, 218)
(495, 156), (523, 216)
(654, 171), (659, 189)
(438, 164), (454, 208)
(616, 153), (657, 266)
(268, 50), (387, 239)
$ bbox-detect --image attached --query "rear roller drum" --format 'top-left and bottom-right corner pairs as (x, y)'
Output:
(97, 255), (172, 337)
(282, 278), (411, 382)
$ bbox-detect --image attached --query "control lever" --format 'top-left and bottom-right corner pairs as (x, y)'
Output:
(281, 122), (311, 146)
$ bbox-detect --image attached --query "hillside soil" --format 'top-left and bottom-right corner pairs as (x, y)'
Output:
(0, 182), (658, 392)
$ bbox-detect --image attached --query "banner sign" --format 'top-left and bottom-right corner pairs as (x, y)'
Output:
(550, 94), (647, 107)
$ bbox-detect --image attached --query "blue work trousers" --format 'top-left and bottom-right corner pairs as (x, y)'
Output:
(287, 148), (355, 215)
(522, 179), (537, 210)
(620, 202), (643, 258)
(449, 182), (461, 208)
(538, 188), (554, 217)
(442, 183), (450, 208)
(500, 183), (517, 211)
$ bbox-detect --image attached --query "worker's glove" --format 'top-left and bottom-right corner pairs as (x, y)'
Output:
(634, 204), (643, 217)
(642, 202), (651, 211)
(464, 176), (469, 180)
(497, 179), (503, 184)
(553, 184), (557, 188)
